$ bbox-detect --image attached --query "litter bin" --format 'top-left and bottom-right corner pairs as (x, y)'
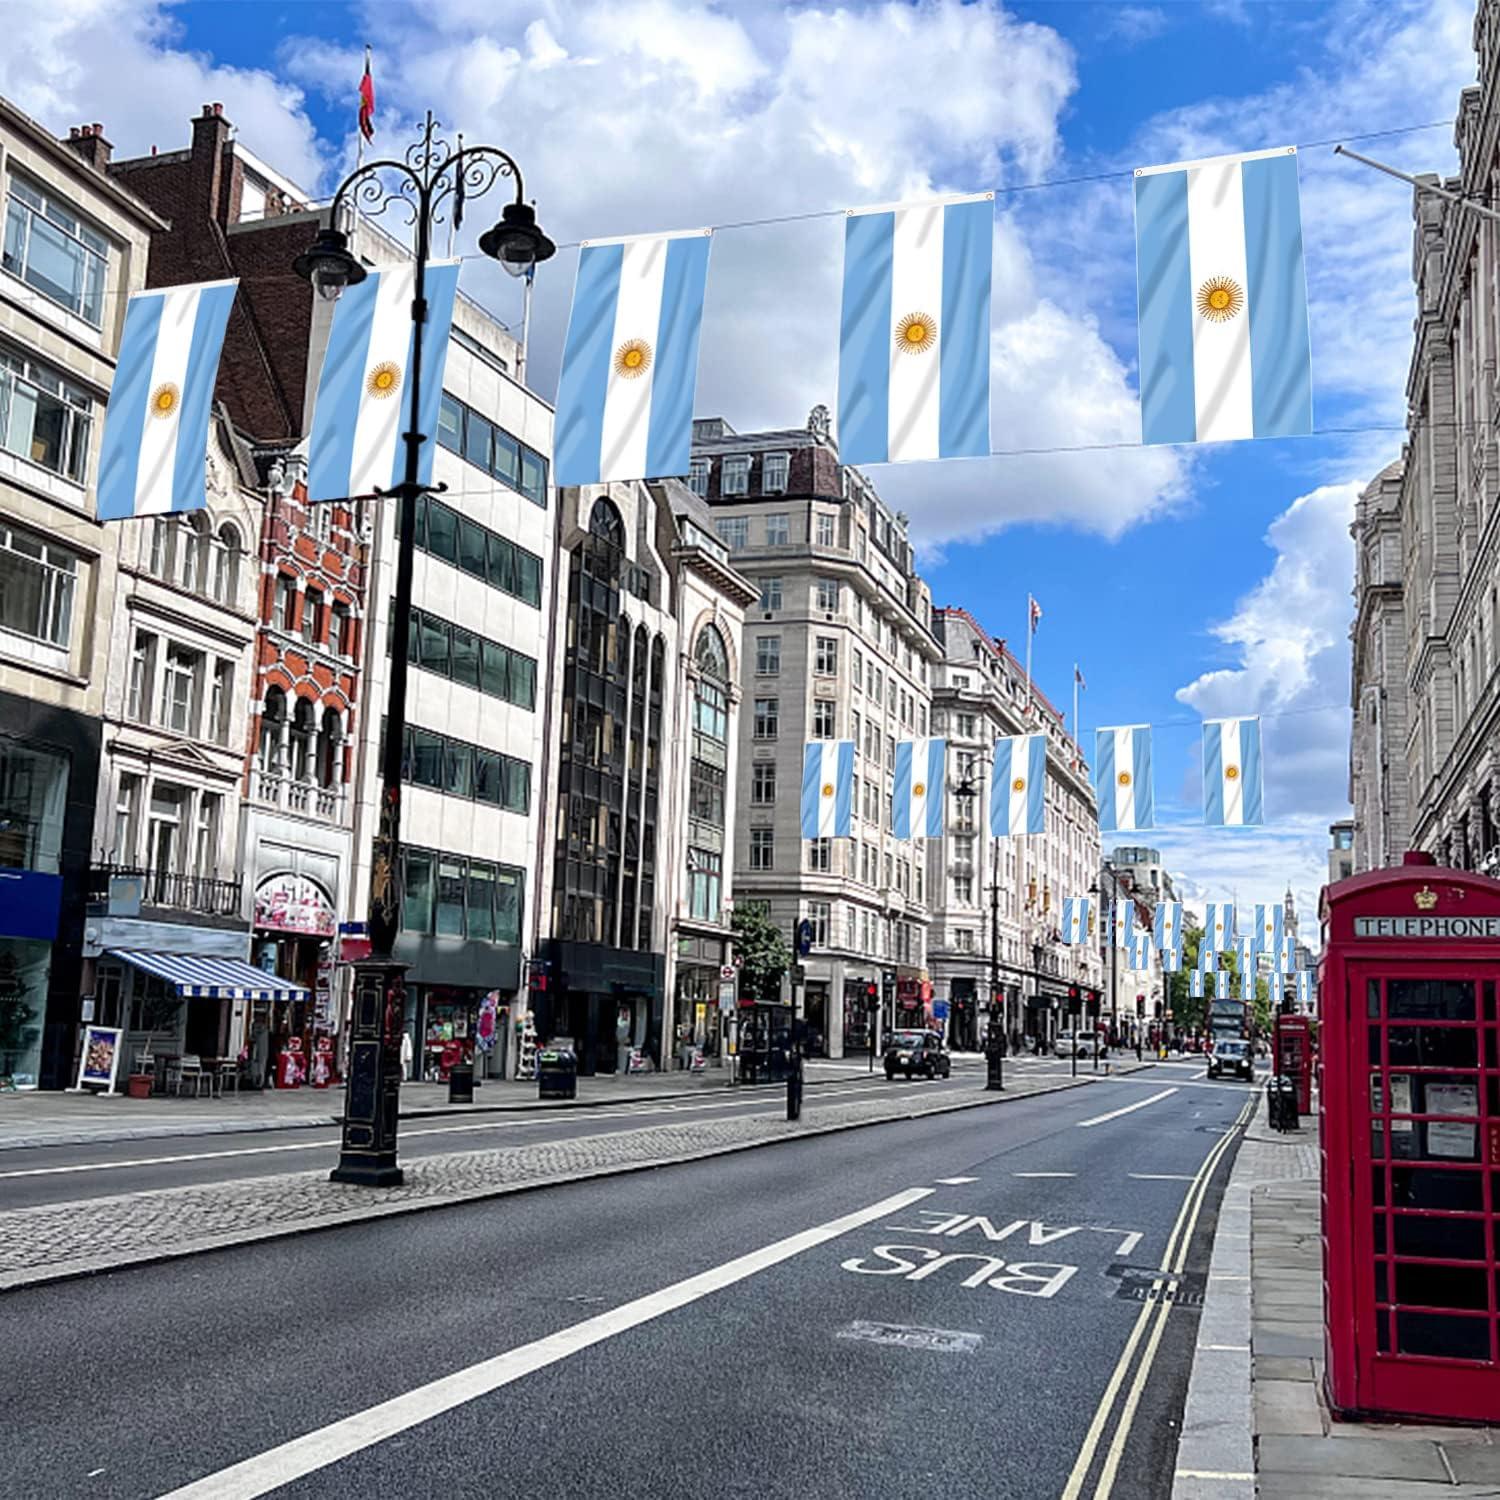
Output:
(1266, 1073), (1298, 1132)
(448, 1062), (475, 1104)
(537, 1046), (578, 1101)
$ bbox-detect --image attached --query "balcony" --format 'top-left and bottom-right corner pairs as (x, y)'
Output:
(253, 770), (344, 821)
(88, 863), (243, 919)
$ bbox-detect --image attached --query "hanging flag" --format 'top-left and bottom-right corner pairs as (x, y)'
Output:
(1074, 664), (1086, 690)
(990, 734), (1046, 836)
(1275, 936), (1298, 974)
(358, 46), (376, 143)
(1061, 897), (1091, 945)
(1190, 968), (1205, 999)
(1296, 969), (1315, 1007)
(1234, 934), (1254, 979)
(1236, 967), (1252, 1001)
(1134, 145), (1312, 446)
(1095, 725), (1154, 833)
(1160, 945), (1182, 973)
(1203, 717), (1264, 827)
(893, 738), (946, 839)
(306, 260), (460, 503)
(1114, 899), (1136, 950)
(837, 192), (993, 467)
(1127, 928), (1154, 970)
(1197, 940), (1217, 973)
(1153, 900), (1182, 951)
(1204, 902), (1236, 954)
(1252, 902), (1284, 958)
(800, 740), (855, 839)
(97, 280), (238, 522)
(1029, 594), (1043, 631)
(554, 229), (712, 487)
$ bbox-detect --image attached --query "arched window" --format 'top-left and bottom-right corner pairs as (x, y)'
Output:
(212, 524), (242, 604)
(291, 696), (316, 782)
(259, 688), (286, 773)
(317, 707), (342, 789)
(589, 497), (624, 548)
(177, 513), (210, 593)
(693, 625), (729, 743)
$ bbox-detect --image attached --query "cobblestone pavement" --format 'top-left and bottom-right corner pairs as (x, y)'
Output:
(0, 1072), (1087, 1291)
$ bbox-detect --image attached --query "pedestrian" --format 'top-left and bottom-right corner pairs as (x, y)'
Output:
(400, 1028), (414, 1082)
(1134, 1034), (1142, 1062)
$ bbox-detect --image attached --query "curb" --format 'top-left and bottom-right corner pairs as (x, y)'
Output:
(0, 1075), (1098, 1294)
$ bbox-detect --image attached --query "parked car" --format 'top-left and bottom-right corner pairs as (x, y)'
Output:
(883, 1030), (952, 1080)
(1054, 1029), (1100, 1059)
(1208, 1038), (1254, 1081)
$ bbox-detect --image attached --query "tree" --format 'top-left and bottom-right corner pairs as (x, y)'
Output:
(731, 902), (790, 1002)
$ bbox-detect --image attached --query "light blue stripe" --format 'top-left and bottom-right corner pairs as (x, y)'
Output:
(554, 243), (623, 487)
(1242, 155), (1313, 439)
(404, 261), (461, 490)
(1134, 170), (1196, 445)
(1094, 730), (1116, 833)
(1134, 727), (1155, 831)
(990, 737), (1011, 836)
(1027, 735), (1046, 834)
(170, 282), (236, 514)
(1240, 718), (1264, 824)
(307, 272), (380, 502)
(925, 738), (947, 838)
(835, 740), (855, 838)
(97, 292), (164, 521)
(645, 235), (711, 479)
(892, 740), (913, 839)
(800, 743), (821, 840)
(838, 211), (893, 466)
(1203, 721), (1224, 825)
(938, 198), (991, 459)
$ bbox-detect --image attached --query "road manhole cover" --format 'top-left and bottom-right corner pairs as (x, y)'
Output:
(836, 1321), (982, 1354)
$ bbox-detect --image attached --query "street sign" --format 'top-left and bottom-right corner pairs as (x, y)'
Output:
(790, 963), (807, 984)
(718, 978), (736, 1013)
(932, 1000), (950, 1021)
(796, 919), (814, 958)
(719, 964), (736, 981)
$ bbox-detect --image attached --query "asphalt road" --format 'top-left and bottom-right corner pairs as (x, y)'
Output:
(2, 1060), (1256, 1500)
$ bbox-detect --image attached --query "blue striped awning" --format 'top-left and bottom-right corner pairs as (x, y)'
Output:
(108, 950), (310, 1003)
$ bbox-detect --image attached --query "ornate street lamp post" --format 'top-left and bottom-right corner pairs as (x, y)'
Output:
(294, 115), (554, 1186)
(953, 769), (1002, 1090)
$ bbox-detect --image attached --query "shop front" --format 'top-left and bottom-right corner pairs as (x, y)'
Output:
(673, 931), (732, 1067)
(395, 928), (522, 1080)
(842, 976), (878, 1056)
(535, 940), (664, 1076)
(251, 872), (339, 1088)
(949, 978), (979, 1051)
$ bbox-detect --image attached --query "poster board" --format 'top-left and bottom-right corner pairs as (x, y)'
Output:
(73, 1026), (124, 1093)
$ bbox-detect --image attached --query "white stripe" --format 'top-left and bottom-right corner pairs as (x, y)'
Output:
(348, 265), (416, 498)
(1187, 158), (1253, 442)
(1114, 726), (1136, 830)
(1137, 144), (1294, 179)
(1076, 1088), (1178, 1127)
(154, 1186), (935, 1500)
(133, 286), (201, 516)
(1007, 740), (1029, 834)
(907, 743), (928, 835)
(1221, 719), (1244, 826)
(887, 202), (943, 462)
(599, 237), (667, 483)
(817, 741), (837, 838)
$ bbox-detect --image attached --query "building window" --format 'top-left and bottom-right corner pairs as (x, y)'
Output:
(812, 699), (836, 738)
(398, 722), (532, 813)
(956, 928), (974, 953)
(815, 577), (839, 613)
(765, 512), (789, 546)
(755, 635), (780, 675)
(751, 761), (776, 805)
(211, 526), (242, 603)
(759, 576), (782, 611)
(763, 452), (790, 493)
(808, 838), (832, 873)
(301, 588), (322, 644)
(954, 874), (973, 904)
(3, 176), (107, 325)
(331, 602), (354, 658)
(259, 688), (286, 774)
(0, 520), (78, 649)
(0, 345), (92, 482)
(291, 696), (316, 781)
(715, 516), (748, 550)
(158, 644), (201, 735)
(689, 457), (709, 497)
(111, 772), (140, 866)
(0, 736), (67, 875)
(400, 845), (524, 944)
(411, 494), (542, 608)
(753, 697), (779, 739)
(814, 636), (838, 675)
(750, 827), (774, 870)
(689, 846), (722, 920)
(209, 660), (234, 746)
(397, 604), (538, 711)
(814, 511), (835, 547)
(721, 455), (751, 495)
(807, 900), (830, 946)
(435, 391), (548, 507)
(689, 759), (725, 825)
(193, 793), (221, 879)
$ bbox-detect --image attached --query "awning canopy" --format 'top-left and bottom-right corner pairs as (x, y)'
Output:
(108, 950), (310, 1003)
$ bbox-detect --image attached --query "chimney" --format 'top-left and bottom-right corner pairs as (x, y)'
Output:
(188, 102), (235, 225)
(62, 122), (113, 172)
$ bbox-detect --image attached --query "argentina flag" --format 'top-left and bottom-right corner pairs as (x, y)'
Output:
(1134, 146), (1312, 446)
(1275, 937), (1298, 974)
(1296, 969), (1315, 1007)
(1114, 899), (1136, 949)
(1160, 945), (1182, 974)
(1061, 897), (1092, 945)
(1234, 934), (1254, 978)
(1094, 725), (1154, 832)
(990, 734), (1046, 837)
(554, 229), (712, 487)
(306, 261), (460, 503)
(97, 280), (238, 521)
(1204, 902), (1236, 954)
(1252, 902), (1284, 957)
(838, 193), (992, 467)
(1204, 717), (1264, 827)
(1153, 899), (1183, 951)
(1127, 928), (1153, 970)
(1190, 968), (1206, 999)
(893, 738), (946, 839)
(800, 740), (854, 839)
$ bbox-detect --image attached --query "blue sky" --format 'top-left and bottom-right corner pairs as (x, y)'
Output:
(1, 0), (1479, 923)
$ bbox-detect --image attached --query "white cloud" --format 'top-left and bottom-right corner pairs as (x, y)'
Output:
(1101, 7), (1170, 47)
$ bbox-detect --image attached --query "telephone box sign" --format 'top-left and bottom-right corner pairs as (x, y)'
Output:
(1354, 916), (1500, 939)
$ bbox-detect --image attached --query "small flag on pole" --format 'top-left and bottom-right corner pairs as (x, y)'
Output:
(1061, 897), (1091, 945)
(990, 734), (1046, 836)
(1075, 664), (1086, 690)
(837, 192), (993, 466)
(1204, 717), (1264, 827)
(1154, 900), (1182, 951)
(1095, 725), (1154, 832)
(800, 741), (855, 839)
(97, 280), (238, 521)
(554, 229), (713, 487)
(1029, 594), (1043, 631)
(893, 738), (946, 839)
(1252, 902), (1284, 958)
(358, 46), (376, 142)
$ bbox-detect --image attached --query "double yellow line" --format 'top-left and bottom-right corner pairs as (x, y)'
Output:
(1059, 1094), (1256, 1500)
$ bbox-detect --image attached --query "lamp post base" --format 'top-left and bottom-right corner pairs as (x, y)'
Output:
(329, 958), (407, 1188)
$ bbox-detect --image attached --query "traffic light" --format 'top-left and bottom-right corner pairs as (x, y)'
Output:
(865, 981), (878, 1010)
(1067, 984), (1081, 1015)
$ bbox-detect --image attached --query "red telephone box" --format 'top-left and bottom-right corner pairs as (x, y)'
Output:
(1274, 1013), (1315, 1116)
(1321, 852), (1500, 1422)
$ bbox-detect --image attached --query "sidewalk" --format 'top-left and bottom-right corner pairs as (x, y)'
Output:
(1175, 1108), (1500, 1499)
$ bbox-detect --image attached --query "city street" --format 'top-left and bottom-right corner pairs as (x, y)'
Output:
(3, 1062), (1257, 1500)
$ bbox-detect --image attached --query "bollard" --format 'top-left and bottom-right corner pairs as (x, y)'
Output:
(786, 1054), (804, 1121)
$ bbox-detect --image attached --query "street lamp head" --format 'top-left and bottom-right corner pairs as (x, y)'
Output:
(479, 200), (556, 277)
(293, 226), (367, 303)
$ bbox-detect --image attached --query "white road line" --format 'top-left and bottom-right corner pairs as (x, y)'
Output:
(153, 1185), (936, 1500)
(1075, 1088), (1179, 1128)
(1129, 1173), (1196, 1181)
(1013, 1172), (1076, 1178)
(934, 1176), (978, 1184)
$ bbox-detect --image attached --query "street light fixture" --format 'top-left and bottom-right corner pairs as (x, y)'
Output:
(294, 114), (554, 1187)
(952, 769), (1002, 1090)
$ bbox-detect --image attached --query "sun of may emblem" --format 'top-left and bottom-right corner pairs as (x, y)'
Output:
(895, 311), (937, 355)
(149, 382), (180, 419)
(367, 361), (402, 399)
(1197, 276), (1244, 323)
(913, 782), (926, 798)
(822, 782), (835, 798)
(1225, 764), (1240, 781)
(615, 338), (652, 379)
(1012, 777), (1026, 793)
(1117, 770), (1132, 786)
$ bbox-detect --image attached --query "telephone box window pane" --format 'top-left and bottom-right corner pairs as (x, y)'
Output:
(1371, 1167), (1386, 1205)
(1373, 1214), (1387, 1254)
(1396, 1262), (1487, 1310)
(1388, 979), (1475, 1021)
(1371, 1122), (1386, 1159)
(1396, 1311), (1490, 1361)
(1392, 1166), (1483, 1211)
(1368, 979), (1382, 1018)
(1486, 981), (1498, 1022)
(1387, 1026), (1478, 1069)
(1374, 1261), (1388, 1302)
(1368, 1025), (1382, 1065)
(1394, 1214), (1485, 1261)
(1376, 1315), (1391, 1353)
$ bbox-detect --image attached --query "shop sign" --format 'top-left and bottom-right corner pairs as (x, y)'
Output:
(74, 1025), (123, 1092)
(719, 978), (737, 1012)
(254, 874), (336, 937)
(475, 991), (500, 1054)
(314, 951), (335, 1029)
(1353, 915), (1500, 939)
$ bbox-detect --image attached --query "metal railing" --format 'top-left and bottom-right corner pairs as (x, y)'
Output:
(89, 863), (242, 916)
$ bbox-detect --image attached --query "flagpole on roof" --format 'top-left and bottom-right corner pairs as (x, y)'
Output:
(1023, 595), (1035, 722)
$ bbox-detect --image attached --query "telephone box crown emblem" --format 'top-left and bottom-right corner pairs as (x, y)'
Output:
(1414, 885), (1438, 911)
